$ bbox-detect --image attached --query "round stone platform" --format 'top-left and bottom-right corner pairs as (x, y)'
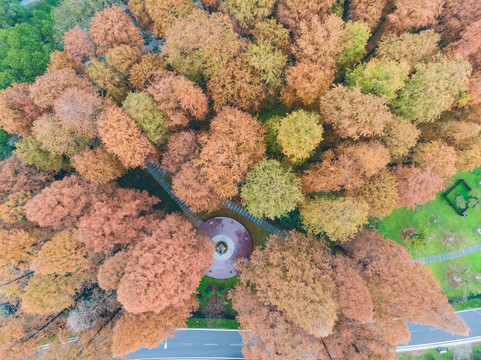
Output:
(198, 217), (253, 279)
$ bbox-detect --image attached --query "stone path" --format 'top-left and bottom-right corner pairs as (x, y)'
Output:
(145, 161), (285, 238)
(413, 243), (481, 264)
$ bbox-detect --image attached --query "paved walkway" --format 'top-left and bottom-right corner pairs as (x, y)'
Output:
(413, 243), (481, 264)
(144, 161), (285, 238)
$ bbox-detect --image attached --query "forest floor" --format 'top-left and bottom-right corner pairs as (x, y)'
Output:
(376, 167), (481, 309)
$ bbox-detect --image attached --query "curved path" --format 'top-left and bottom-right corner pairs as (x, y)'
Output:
(126, 308), (481, 359)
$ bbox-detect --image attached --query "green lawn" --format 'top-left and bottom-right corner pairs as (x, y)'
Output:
(186, 318), (239, 329)
(398, 348), (453, 360)
(375, 167), (481, 258)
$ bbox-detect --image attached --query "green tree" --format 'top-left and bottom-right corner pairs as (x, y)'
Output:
(223, 0), (276, 29)
(275, 110), (323, 163)
(392, 55), (472, 123)
(122, 92), (168, 145)
(14, 136), (70, 172)
(338, 20), (370, 69)
(345, 59), (409, 102)
(0, 0), (31, 29)
(301, 195), (369, 242)
(241, 159), (303, 219)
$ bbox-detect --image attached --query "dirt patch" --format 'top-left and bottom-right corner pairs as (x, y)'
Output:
(473, 225), (481, 237)
(446, 269), (463, 288)
(428, 214), (441, 226)
(442, 232), (458, 247)
(401, 228), (417, 241)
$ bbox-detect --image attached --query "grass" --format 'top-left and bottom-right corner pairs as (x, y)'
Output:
(473, 343), (481, 360)
(398, 348), (453, 360)
(186, 318), (240, 329)
(375, 167), (481, 258)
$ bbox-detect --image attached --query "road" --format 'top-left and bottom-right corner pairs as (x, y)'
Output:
(127, 308), (481, 359)
(20, 0), (42, 7)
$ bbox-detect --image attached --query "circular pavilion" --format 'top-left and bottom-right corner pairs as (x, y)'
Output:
(198, 217), (253, 279)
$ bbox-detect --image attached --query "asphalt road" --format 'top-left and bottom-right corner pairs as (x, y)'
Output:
(127, 308), (481, 359)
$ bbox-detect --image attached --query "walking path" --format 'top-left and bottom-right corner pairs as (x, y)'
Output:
(412, 243), (481, 264)
(145, 161), (285, 237)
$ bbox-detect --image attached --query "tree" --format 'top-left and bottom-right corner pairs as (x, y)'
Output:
(30, 229), (91, 276)
(0, 22), (53, 89)
(376, 30), (441, 70)
(352, 170), (400, 218)
(442, 121), (481, 145)
(435, 0), (481, 44)
(412, 141), (458, 181)
(320, 85), (391, 139)
(128, 52), (165, 90)
(117, 213), (213, 313)
(348, 0), (387, 29)
(76, 188), (159, 252)
(238, 231), (338, 337)
(128, 0), (153, 30)
(393, 55), (472, 123)
(222, 0), (276, 29)
(0, 83), (41, 136)
(29, 68), (93, 110)
(0, 227), (42, 270)
(14, 137), (70, 172)
(24, 175), (109, 229)
(123, 92), (168, 145)
(106, 45), (142, 76)
(144, 0), (194, 37)
(251, 18), (291, 56)
(146, 69), (209, 129)
(97, 106), (157, 169)
(388, 0), (444, 31)
(275, 110), (323, 163)
(301, 141), (391, 193)
(21, 273), (85, 315)
(300, 195), (369, 242)
(196, 107), (266, 198)
(51, 0), (123, 42)
(172, 160), (223, 213)
(32, 114), (91, 157)
(63, 26), (95, 66)
(88, 5), (143, 55)
(112, 304), (195, 357)
(47, 51), (77, 71)
(72, 145), (125, 184)
(393, 165), (444, 209)
(338, 21), (370, 69)
(345, 59), (409, 102)
(97, 249), (132, 291)
(0, 0), (31, 29)
(455, 135), (481, 172)
(0, 190), (33, 224)
(0, 155), (53, 195)
(276, 0), (335, 36)
(163, 9), (242, 83)
(206, 56), (268, 114)
(381, 116), (420, 158)
(231, 285), (327, 360)
(241, 160), (303, 219)
(53, 87), (103, 137)
(86, 59), (128, 103)
(161, 131), (200, 175)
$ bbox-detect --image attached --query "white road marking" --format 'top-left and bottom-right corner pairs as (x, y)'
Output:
(205, 343), (218, 346)
(230, 344), (243, 346)
(429, 328), (442, 331)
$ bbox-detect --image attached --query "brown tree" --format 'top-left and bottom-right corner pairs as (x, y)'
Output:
(0, 190), (33, 224)
(238, 231), (338, 337)
(435, 0), (481, 44)
(86, 59), (128, 103)
(381, 116), (420, 158)
(145, 0), (194, 37)
(97, 106), (157, 169)
(76, 188), (159, 252)
(393, 165), (444, 209)
(72, 145), (125, 184)
(53, 87), (103, 137)
(442, 121), (481, 145)
(89, 5), (143, 55)
(196, 107), (266, 198)
(128, 0), (153, 30)
(172, 160), (223, 213)
(106, 45), (142, 76)
(146, 69), (209, 129)
(161, 131), (200, 175)
(0, 227), (43, 270)
(30, 229), (91, 276)
(276, 0), (335, 36)
(128, 53), (165, 90)
(320, 85), (391, 139)
(97, 249), (132, 291)
(455, 135), (481, 172)
(388, 0), (444, 31)
(112, 303), (195, 357)
(117, 213), (213, 313)
(251, 18), (291, 56)
(0, 156), (53, 195)
(29, 68), (93, 110)
(63, 26), (95, 66)
(0, 84), (42, 136)
(412, 141), (458, 181)
(47, 51), (77, 71)
(348, 0), (387, 29)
